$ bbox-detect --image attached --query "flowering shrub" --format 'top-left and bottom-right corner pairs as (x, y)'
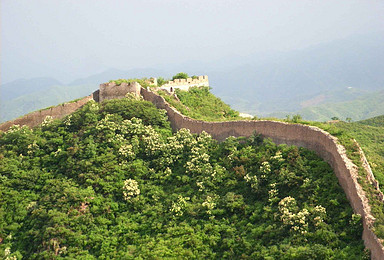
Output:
(123, 179), (140, 201)
(170, 195), (189, 217)
(0, 96), (366, 259)
(279, 197), (329, 234)
(41, 115), (53, 127)
(278, 196), (309, 234)
(244, 173), (259, 192)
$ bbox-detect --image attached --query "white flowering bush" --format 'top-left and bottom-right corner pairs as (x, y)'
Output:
(268, 182), (278, 203)
(186, 146), (215, 176)
(260, 161), (271, 174)
(7, 125), (21, 133)
(88, 101), (100, 112)
(244, 173), (259, 192)
(41, 115), (54, 127)
(27, 141), (39, 155)
(123, 179), (140, 201)
(278, 196), (309, 234)
(119, 144), (135, 160)
(174, 128), (197, 149)
(279, 197), (328, 234)
(202, 195), (216, 215)
(312, 205), (327, 227)
(64, 114), (72, 126)
(170, 195), (189, 217)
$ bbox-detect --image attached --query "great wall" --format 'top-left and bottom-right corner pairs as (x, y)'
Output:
(160, 75), (209, 92)
(1, 79), (384, 259)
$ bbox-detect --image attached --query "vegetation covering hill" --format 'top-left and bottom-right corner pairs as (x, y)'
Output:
(332, 121), (384, 186)
(158, 86), (240, 121)
(295, 90), (384, 122)
(358, 115), (384, 127)
(0, 84), (97, 123)
(229, 88), (384, 122)
(0, 95), (367, 259)
(279, 116), (384, 240)
(165, 85), (384, 243)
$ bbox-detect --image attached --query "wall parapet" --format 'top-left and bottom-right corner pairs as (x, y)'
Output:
(0, 95), (94, 132)
(141, 87), (384, 260)
(99, 81), (141, 102)
(160, 75), (209, 92)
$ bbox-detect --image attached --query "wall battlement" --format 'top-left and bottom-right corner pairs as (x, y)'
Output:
(99, 81), (141, 102)
(160, 75), (209, 92)
(0, 81), (383, 259)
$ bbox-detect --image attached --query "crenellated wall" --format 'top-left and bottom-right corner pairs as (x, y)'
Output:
(160, 75), (209, 92)
(141, 87), (384, 260)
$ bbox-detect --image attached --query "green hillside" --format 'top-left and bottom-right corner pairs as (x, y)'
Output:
(158, 86), (241, 121)
(0, 84), (98, 123)
(0, 96), (367, 259)
(358, 115), (384, 127)
(292, 90), (384, 122)
(168, 86), (384, 242)
(332, 121), (384, 187)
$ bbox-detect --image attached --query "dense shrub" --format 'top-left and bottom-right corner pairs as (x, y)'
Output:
(172, 72), (189, 80)
(0, 98), (367, 259)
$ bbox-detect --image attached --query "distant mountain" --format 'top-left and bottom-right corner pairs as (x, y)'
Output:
(0, 68), (166, 123)
(1, 32), (383, 123)
(69, 68), (165, 86)
(263, 90), (384, 122)
(1, 77), (62, 101)
(0, 84), (97, 122)
(297, 90), (384, 122)
(210, 33), (384, 116)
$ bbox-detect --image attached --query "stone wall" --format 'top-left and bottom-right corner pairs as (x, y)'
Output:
(141, 87), (384, 260)
(99, 81), (141, 102)
(160, 75), (209, 92)
(0, 95), (93, 132)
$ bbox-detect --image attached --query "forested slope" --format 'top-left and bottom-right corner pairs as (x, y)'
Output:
(0, 96), (367, 259)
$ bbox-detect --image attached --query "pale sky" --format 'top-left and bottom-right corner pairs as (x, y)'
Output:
(1, 0), (384, 83)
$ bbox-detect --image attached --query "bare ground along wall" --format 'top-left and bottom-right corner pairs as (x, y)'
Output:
(141, 87), (384, 259)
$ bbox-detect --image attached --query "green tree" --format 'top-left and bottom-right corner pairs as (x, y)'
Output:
(157, 77), (168, 86)
(172, 72), (189, 80)
(292, 114), (302, 123)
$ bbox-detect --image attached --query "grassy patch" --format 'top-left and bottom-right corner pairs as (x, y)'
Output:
(157, 87), (241, 121)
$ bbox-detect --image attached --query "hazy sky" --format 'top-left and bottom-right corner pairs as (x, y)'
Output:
(1, 0), (384, 83)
